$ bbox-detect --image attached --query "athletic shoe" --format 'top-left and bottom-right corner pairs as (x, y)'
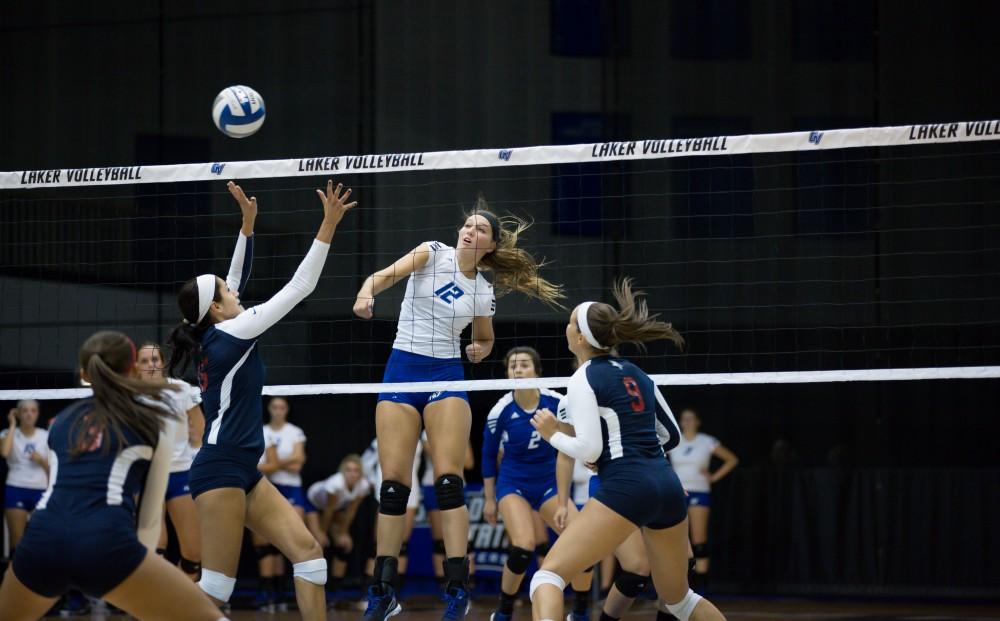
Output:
(490, 611), (513, 621)
(442, 586), (471, 621)
(567, 611), (590, 621)
(364, 585), (402, 621)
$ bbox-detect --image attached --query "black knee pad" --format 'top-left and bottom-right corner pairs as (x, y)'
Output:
(614, 570), (650, 598)
(443, 556), (469, 585)
(399, 541), (409, 558)
(534, 541), (551, 557)
(505, 546), (533, 575)
(379, 480), (411, 516)
(692, 543), (708, 559)
(434, 474), (465, 510)
(333, 545), (351, 561)
(179, 556), (201, 575)
(432, 539), (446, 555)
(254, 545), (272, 560)
(155, 547), (167, 557)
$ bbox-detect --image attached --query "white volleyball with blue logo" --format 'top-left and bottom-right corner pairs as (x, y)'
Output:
(212, 85), (266, 138)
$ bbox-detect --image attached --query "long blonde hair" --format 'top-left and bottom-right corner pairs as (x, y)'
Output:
(583, 278), (685, 352)
(468, 194), (565, 308)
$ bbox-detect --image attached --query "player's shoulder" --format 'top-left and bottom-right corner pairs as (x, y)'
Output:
(539, 389), (563, 407)
(488, 392), (515, 421)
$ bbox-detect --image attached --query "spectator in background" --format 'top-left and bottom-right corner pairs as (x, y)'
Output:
(669, 409), (739, 587)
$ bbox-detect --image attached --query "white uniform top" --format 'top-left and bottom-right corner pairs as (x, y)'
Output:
(308, 472), (372, 512)
(669, 433), (719, 493)
(1, 427), (49, 489)
(262, 423), (306, 487)
(392, 242), (496, 359)
(166, 378), (201, 473)
(362, 438), (422, 509)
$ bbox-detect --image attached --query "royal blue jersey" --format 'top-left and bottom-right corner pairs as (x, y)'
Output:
(35, 399), (155, 518)
(482, 389), (562, 480)
(554, 356), (680, 470)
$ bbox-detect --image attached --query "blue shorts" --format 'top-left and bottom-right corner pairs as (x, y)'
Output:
(275, 483), (307, 509)
(686, 491), (711, 508)
(165, 471), (191, 501)
(13, 510), (147, 598)
(497, 476), (558, 511)
(4, 484), (44, 511)
(592, 459), (688, 530)
(377, 348), (468, 414)
(421, 484), (439, 511)
(188, 445), (263, 498)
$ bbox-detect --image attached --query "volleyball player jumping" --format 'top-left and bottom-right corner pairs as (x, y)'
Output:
(353, 195), (563, 621)
(167, 180), (355, 621)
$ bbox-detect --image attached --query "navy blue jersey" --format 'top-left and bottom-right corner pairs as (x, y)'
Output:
(554, 356), (680, 470)
(482, 389), (562, 480)
(36, 399), (154, 518)
(196, 233), (331, 456)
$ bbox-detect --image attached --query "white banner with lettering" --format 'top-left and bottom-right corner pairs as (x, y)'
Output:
(2, 120), (999, 190)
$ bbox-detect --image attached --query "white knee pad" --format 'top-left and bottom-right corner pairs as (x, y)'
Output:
(664, 589), (703, 621)
(199, 569), (236, 603)
(293, 558), (328, 586)
(529, 569), (566, 602)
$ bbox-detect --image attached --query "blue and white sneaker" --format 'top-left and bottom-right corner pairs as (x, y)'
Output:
(364, 585), (402, 621)
(442, 586), (471, 621)
(490, 611), (513, 621)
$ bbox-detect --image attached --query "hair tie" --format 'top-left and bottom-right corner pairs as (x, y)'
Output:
(575, 301), (607, 350)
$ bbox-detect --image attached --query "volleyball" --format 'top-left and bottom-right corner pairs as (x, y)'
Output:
(211, 85), (266, 138)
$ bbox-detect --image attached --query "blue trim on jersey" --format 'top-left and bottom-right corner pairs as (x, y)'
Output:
(686, 491), (711, 508)
(482, 391), (561, 480)
(165, 471), (191, 501)
(377, 348), (467, 414)
(275, 483), (307, 508)
(588, 475), (601, 497)
(4, 484), (44, 511)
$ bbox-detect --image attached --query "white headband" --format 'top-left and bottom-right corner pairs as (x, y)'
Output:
(575, 301), (607, 350)
(195, 274), (217, 324)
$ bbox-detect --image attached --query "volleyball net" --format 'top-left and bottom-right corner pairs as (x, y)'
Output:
(2, 119), (1000, 401)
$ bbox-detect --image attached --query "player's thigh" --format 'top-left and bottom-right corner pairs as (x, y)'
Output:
(166, 494), (201, 557)
(375, 400), (422, 484)
(499, 493), (536, 548)
(0, 565), (58, 621)
(245, 478), (321, 563)
(688, 505), (710, 543)
(614, 528), (650, 575)
(641, 520), (691, 604)
(194, 487), (247, 575)
(423, 397), (472, 474)
(540, 499), (635, 580)
(104, 550), (222, 621)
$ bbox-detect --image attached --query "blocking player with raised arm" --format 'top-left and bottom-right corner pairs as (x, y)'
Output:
(528, 279), (726, 621)
(352, 194), (563, 621)
(166, 180), (356, 621)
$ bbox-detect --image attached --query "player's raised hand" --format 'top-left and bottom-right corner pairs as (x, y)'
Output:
(227, 180), (257, 234)
(316, 180), (356, 228)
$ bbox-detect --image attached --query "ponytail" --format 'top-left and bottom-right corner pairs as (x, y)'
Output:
(585, 278), (685, 352)
(73, 331), (177, 456)
(166, 276), (219, 377)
